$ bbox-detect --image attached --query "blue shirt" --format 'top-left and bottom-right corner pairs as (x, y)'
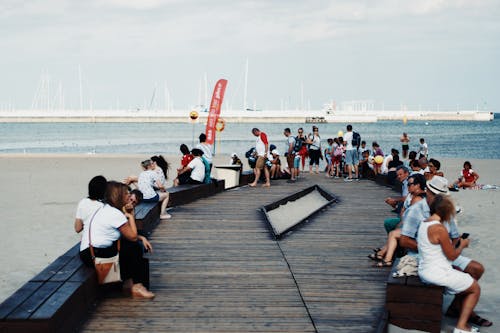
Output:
(401, 198), (460, 255)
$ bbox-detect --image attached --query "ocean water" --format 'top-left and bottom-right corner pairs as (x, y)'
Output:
(1, 117), (499, 159)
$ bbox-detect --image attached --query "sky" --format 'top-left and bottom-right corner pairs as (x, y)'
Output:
(1, 0), (499, 112)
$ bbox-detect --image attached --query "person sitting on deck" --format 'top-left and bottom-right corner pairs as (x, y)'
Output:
(399, 176), (492, 329)
(230, 153), (242, 166)
(425, 158), (444, 181)
(79, 181), (154, 299)
(176, 148), (206, 185)
(369, 174), (426, 267)
(196, 133), (213, 171)
(173, 144), (194, 186)
(150, 155), (170, 189)
(450, 161), (480, 191)
(269, 149), (283, 180)
(417, 195), (482, 333)
(135, 159), (171, 220)
(384, 166), (410, 214)
(74, 175), (107, 234)
(410, 159), (424, 175)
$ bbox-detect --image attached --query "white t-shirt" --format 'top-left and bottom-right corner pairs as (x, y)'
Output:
(381, 155), (393, 174)
(76, 198), (105, 251)
(153, 167), (167, 188)
(188, 157), (205, 182)
(82, 204), (127, 250)
(344, 131), (353, 150)
(196, 143), (213, 163)
(309, 135), (321, 150)
(286, 136), (295, 154)
(138, 169), (159, 199)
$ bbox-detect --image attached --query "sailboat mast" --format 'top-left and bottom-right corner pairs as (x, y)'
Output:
(243, 58), (248, 111)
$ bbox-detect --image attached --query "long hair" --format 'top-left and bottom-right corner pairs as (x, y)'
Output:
(105, 181), (128, 210)
(151, 155), (170, 179)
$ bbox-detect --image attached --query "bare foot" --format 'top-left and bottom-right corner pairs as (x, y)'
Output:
(249, 183), (257, 187)
(262, 183), (270, 187)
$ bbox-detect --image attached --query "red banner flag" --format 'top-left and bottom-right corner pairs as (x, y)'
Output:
(205, 79), (227, 145)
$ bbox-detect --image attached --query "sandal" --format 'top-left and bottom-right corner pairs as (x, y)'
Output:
(368, 253), (384, 261)
(373, 260), (393, 268)
(469, 314), (493, 327)
(372, 248), (382, 253)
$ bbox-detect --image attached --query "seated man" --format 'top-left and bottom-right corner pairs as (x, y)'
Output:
(176, 148), (206, 185)
(384, 166), (410, 214)
(399, 176), (492, 328)
(424, 158), (444, 180)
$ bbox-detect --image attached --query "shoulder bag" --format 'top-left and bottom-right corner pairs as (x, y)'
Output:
(88, 206), (122, 284)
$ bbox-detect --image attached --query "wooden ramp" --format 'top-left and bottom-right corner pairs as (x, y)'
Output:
(80, 175), (395, 333)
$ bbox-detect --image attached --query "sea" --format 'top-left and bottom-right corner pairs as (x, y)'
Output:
(1, 117), (499, 159)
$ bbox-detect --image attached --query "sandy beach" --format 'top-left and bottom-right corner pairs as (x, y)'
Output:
(0, 154), (498, 331)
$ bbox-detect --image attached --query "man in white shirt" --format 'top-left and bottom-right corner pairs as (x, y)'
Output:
(249, 128), (271, 187)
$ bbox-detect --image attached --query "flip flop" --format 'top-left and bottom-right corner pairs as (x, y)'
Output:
(368, 253), (383, 261)
(469, 314), (493, 327)
(373, 260), (393, 268)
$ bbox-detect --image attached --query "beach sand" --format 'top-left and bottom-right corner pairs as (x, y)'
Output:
(0, 155), (498, 332)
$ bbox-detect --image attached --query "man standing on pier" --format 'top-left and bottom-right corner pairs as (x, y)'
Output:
(343, 124), (360, 181)
(249, 128), (271, 187)
(284, 128), (296, 182)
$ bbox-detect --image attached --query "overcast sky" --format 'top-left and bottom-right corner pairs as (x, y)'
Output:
(1, 0), (499, 112)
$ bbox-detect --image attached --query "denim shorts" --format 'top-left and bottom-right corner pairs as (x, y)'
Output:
(142, 193), (159, 203)
(452, 255), (472, 271)
(345, 149), (359, 165)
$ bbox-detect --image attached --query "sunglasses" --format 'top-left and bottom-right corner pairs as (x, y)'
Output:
(408, 182), (415, 185)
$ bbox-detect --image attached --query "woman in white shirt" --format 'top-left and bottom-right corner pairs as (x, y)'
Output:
(74, 175), (107, 236)
(79, 181), (155, 299)
(417, 195), (480, 333)
(137, 159), (171, 220)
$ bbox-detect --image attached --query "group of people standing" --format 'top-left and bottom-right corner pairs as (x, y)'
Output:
(248, 124), (366, 187)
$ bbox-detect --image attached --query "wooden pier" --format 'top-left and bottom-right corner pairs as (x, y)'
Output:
(80, 175), (395, 333)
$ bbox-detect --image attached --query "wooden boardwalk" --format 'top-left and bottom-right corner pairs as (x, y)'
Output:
(80, 175), (396, 333)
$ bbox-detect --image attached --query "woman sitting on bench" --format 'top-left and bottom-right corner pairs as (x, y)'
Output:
(79, 181), (155, 299)
(418, 195), (481, 333)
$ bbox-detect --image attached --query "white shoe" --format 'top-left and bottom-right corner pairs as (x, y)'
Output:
(160, 213), (172, 219)
(453, 327), (480, 333)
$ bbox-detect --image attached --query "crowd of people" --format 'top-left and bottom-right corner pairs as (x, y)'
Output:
(71, 124), (489, 331)
(246, 124), (489, 332)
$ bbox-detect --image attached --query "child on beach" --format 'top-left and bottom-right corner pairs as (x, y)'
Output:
(451, 161), (479, 191)
(418, 138), (428, 158)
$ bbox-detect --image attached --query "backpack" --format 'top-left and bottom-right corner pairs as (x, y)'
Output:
(334, 145), (343, 157)
(352, 131), (361, 148)
(293, 136), (303, 152)
(201, 156), (211, 184)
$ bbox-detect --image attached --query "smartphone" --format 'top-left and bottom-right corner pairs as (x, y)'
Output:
(455, 233), (470, 248)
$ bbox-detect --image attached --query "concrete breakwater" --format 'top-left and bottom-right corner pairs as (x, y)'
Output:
(0, 109), (494, 123)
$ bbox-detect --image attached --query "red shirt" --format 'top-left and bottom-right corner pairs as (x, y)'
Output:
(181, 154), (194, 167)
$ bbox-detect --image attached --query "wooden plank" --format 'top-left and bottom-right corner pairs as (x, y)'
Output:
(0, 282), (42, 319)
(78, 177), (398, 333)
(7, 282), (62, 320)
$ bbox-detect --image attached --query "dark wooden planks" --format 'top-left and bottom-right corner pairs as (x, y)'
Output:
(80, 176), (396, 333)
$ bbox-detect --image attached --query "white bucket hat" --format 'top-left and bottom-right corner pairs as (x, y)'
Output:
(426, 176), (450, 195)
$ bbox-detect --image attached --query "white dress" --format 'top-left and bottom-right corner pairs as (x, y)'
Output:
(417, 220), (473, 294)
